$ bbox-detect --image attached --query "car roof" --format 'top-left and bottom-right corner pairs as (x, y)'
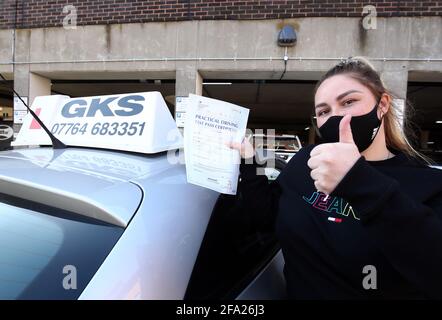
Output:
(0, 147), (176, 227)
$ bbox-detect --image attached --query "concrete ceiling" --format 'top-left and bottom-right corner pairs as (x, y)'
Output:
(199, 70), (325, 81)
(408, 71), (442, 83)
(51, 81), (176, 98)
(36, 71), (176, 81)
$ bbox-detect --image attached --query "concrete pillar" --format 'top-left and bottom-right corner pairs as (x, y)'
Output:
(12, 29), (31, 133)
(29, 73), (51, 106)
(175, 63), (203, 100)
(380, 69), (408, 128)
(175, 64), (203, 135)
(380, 69), (408, 100)
(13, 65), (30, 133)
(13, 66), (29, 99)
(381, 66), (408, 146)
(13, 70), (51, 133)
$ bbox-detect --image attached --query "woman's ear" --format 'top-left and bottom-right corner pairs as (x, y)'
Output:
(379, 93), (391, 117)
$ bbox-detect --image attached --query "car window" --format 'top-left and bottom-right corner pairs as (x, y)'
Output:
(185, 181), (280, 299)
(0, 193), (123, 299)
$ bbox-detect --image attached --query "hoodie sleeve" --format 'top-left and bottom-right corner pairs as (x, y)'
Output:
(238, 157), (282, 229)
(330, 156), (442, 298)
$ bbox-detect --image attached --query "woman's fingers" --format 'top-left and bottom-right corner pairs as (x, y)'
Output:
(227, 138), (255, 159)
(229, 141), (242, 150)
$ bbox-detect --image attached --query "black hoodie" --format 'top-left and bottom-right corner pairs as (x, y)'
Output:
(239, 144), (442, 299)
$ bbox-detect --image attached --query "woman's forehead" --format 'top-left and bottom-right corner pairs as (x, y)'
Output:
(315, 74), (370, 101)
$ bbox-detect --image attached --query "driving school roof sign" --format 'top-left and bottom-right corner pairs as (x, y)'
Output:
(12, 92), (183, 154)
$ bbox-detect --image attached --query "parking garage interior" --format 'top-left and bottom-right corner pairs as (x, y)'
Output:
(2, 70), (441, 165)
(202, 76), (442, 164)
(50, 77), (319, 148)
(0, 80), (13, 121)
(407, 79), (442, 163)
(201, 79), (316, 147)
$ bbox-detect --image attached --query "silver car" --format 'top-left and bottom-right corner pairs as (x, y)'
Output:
(0, 145), (286, 300)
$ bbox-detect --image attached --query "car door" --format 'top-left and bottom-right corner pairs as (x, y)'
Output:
(185, 159), (287, 300)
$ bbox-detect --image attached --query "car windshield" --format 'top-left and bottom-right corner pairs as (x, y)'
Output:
(257, 135), (301, 152)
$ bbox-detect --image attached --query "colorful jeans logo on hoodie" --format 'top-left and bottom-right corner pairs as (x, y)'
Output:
(302, 191), (360, 221)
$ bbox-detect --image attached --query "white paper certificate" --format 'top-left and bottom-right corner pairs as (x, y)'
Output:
(184, 94), (250, 195)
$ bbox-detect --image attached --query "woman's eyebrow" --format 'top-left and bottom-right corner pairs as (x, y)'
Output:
(315, 102), (328, 110)
(336, 89), (362, 101)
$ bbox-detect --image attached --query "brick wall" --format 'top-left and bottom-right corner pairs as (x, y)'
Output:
(1, 0), (441, 30)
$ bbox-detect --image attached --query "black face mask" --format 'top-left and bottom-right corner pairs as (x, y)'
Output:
(317, 98), (383, 152)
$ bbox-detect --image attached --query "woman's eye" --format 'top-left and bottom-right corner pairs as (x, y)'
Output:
(343, 99), (356, 106)
(317, 110), (329, 117)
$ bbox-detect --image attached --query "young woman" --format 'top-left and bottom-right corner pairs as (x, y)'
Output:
(230, 57), (442, 299)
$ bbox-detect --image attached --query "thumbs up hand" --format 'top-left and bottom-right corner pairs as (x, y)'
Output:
(307, 114), (361, 195)
(338, 113), (355, 144)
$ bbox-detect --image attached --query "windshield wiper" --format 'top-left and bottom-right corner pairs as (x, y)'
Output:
(0, 72), (66, 149)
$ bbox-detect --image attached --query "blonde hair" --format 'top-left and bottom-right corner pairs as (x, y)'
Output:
(313, 56), (432, 165)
